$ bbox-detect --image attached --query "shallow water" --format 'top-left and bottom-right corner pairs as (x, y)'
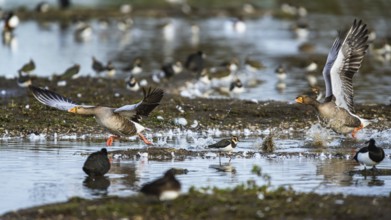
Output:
(1, 15), (391, 103)
(1, 133), (391, 214)
(2, 0), (391, 216)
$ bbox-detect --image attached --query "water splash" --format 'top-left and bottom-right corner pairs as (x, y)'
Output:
(305, 123), (333, 146)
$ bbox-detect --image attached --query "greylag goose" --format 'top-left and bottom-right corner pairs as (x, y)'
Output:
(296, 19), (370, 138)
(30, 86), (163, 146)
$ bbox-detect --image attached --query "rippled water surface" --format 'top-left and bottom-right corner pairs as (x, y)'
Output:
(1, 0), (391, 215)
(1, 134), (391, 214)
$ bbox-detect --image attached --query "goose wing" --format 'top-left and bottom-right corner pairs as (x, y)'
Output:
(322, 31), (344, 99)
(114, 87), (164, 120)
(30, 86), (91, 111)
(329, 19), (369, 113)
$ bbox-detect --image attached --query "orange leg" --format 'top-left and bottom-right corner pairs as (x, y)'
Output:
(138, 133), (153, 145)
(351, 124), (364, 139)
(106, 135), (120, 146)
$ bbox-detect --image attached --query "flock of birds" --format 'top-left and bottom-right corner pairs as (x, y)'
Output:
(1, 3), (389, 201)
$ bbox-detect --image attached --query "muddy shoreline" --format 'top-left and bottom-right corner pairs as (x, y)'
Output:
(2, 4), (391, 218)
(3, 184), (391, 220)
(1, 77), (390, 139)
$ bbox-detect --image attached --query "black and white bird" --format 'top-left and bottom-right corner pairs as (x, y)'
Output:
(140, 168), (181, 201)
(74, 21), (92, 42)
(83, 148), (111, 177)
(161, 61), (183, 78)
(229, 78), (244, 94)
(17, 71), (32, 88)
(275, 65), (287, 81)
(105, 61), (116, 77)
(124, 58), (142, 75)
(2, 11), (19, 32)
(353, 139), (385, 171)
(207, 136), (239, 164)
(126, 75), (140, 92)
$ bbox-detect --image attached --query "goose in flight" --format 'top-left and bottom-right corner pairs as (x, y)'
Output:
(296, 19), (370, 138)
(30, 86), (163, 146)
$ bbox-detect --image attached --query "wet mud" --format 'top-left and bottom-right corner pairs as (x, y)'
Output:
(2, 184), (391, 220)
(1, 77), (390, 138)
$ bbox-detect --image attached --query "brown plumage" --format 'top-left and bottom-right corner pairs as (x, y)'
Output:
(30, 86), (164, 146)
(296, 95), (361, 136)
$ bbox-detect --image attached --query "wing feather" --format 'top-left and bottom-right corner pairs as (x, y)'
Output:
(329, 19), (368, 113)
(29, 86), (81, 111)
(208, 139), (231, 149)
(322, 31), (344, 99)
(114, 87), (164, 120)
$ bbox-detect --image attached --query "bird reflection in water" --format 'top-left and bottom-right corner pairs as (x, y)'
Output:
(83, 176), (111, 196)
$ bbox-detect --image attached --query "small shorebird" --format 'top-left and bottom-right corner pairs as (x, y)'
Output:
(30, 86), (163, 146)
(353, 139), (385, 171)
(220, 57), (239, 73)
(275, 65), (287, 81)
(140, 168), (181, 201)
(245, 57), (264, 72)
(207, 136), (239, 164)
(105, 61), (116, 77)
(124, 58), (143, 75)
(36, 2), (50, 13)
(126, 75), (140, 92)
(92, 56), (106, 74)
(2, 11), (19, 32)
(161, 61), (183, 78)
(229, 78), (244, 94)
(17, 71), (32, 88)
(59, 64), (81, 80)
(19, 59), (36, 73)
(83, 148), (111, 177)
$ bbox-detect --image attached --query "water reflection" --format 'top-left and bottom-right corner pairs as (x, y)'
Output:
(209, 163), (237, 173)
(354, 175), (385, 187)
(316, 159), (355, 187)
(83, 176), (110, 196)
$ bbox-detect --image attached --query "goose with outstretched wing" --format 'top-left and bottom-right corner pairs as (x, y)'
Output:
(296, 19), (370, 138)
(30, 86), (163, 146)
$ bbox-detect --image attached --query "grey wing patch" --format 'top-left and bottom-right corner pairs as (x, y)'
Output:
(322, 30), (344, 98)
(114, 103), (139, 118)
(113, 87), (164, 121)
(338, 19), (369, 113)
(29, 86), (79, 111)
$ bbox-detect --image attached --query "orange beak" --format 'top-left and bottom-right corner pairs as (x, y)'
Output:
(68, 107), (77, 113)
(295, 96), (304, 103)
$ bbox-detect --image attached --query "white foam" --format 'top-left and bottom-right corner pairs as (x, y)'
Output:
(28, 133), (46, 141)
